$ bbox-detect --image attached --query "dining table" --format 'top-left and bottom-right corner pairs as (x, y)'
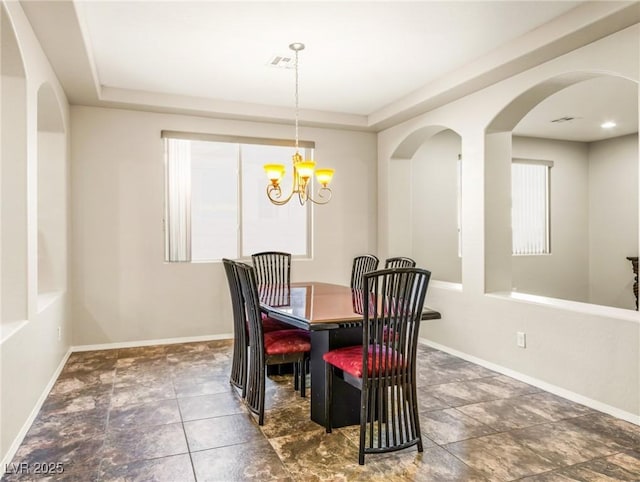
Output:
(259, 281), (442, 428)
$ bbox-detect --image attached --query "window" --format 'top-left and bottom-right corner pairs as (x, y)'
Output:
(511, 159), (552, 255)
(163, 132), (313, 262)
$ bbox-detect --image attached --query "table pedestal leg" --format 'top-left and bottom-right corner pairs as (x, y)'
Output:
(310, 327), (362, 428)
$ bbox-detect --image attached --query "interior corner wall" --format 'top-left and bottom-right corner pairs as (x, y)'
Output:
(0, 1), (71, 465)
(511, 136), (590, 302)
(588, 133), (639, 309)
(70, 105), (377, 346)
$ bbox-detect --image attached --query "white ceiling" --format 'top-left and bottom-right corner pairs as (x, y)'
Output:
(19, 1), (640, 137)
(75, 1), (580, 115)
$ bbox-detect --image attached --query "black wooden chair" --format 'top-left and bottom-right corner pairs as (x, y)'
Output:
(350, 254), (379, 291)
(323, 267), (431, 465)
(384, 256), (416, 269)
(223, 257), (301, 398)
(222, 258), (249, 397)
(236, 261), (310, 425)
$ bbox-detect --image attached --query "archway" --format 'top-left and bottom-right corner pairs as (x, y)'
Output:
(484, 72), (639, 309)
(391, 125), (463, 283)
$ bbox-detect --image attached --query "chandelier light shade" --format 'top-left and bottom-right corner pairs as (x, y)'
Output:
(264, 43), (334, 206)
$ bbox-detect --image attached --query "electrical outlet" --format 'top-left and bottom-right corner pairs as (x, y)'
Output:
(57, 326), (62, 342)
(516, 332), (526, 348)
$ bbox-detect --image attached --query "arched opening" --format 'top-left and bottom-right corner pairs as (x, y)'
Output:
(37, 83), (66, 301)
(485, 72), (638, 310)
(1, 6), (28, 328)
(391, 125), (463, 284)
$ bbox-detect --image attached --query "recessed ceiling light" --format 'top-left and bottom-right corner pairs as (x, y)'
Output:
(601, 121), (617, 129)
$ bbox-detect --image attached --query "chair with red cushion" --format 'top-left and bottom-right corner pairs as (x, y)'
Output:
(236, 261), (311, 425)
(324, 267), (431, 465)
(384, 256), (416, 269)
(223, 259), (296, 399)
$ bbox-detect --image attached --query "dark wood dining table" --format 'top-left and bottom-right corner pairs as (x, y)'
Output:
(259, 281), (441, 428)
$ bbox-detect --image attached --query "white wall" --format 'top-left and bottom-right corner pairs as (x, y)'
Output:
(511, 136), (590, 302)
(410, 129), (462, 282)
(70, 106), (377, 345)
(0, 1), (71, 465)
(588, 133), (639, 309)
(379, 25), (640, 419)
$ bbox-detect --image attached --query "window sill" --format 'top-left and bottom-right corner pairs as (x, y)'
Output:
(430, 280), (463, 291)
(486, 291), (640, 323)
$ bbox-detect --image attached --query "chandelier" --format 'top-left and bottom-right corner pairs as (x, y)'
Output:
(264, 43), (334, 206)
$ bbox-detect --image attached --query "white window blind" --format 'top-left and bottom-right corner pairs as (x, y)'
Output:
(164, 139), (191, 262)
(511, 160), (551, 255)
(163, 133), (312, 262)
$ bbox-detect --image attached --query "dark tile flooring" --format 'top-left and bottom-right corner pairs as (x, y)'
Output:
(3, 339), (640, 481)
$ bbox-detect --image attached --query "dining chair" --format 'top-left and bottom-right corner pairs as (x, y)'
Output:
(350, 254), (379, 291)
(323, 267), (431, 465)
(222, 258), (249, 398)
(236, 261), (311, 425)
(384, 256), (416, 269)
(223, 258), (299, 398)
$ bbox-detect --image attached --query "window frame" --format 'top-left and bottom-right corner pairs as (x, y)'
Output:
(162, 130), (315, 262)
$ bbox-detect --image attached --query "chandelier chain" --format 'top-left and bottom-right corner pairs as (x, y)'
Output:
(294, 48), (299, 150)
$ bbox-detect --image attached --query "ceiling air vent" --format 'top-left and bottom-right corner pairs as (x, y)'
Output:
(550, 116), (577, 123)
(267, 54), (295, 69)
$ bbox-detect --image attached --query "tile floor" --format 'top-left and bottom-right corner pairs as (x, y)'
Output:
(2, 339), (639, 481)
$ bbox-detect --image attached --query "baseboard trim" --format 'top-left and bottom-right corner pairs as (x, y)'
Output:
(71, 333), (234, 352)
(419, 338), (640, 426)
(1, 347), (72, 469)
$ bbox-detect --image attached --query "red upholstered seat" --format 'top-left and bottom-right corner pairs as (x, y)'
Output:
(261, 312), (290, 332)
(263, 329), (311, 355)
(323, 344), (405, 378)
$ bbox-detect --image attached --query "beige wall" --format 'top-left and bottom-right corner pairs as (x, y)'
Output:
(379, 25), (640, 419)
(70, 106), (377, 345)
